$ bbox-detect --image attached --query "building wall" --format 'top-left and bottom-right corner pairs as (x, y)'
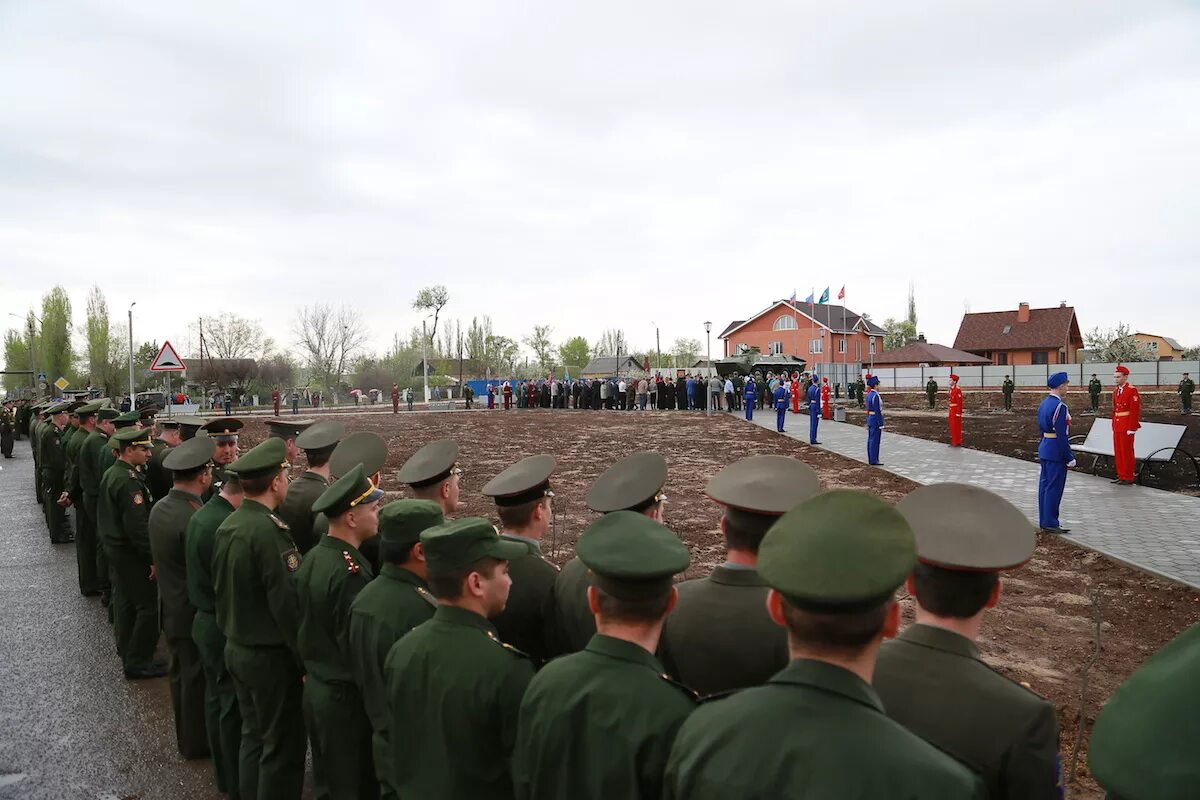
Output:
(1133, 334), (1185, 360)
(722, 306), (882, 367)
(970, 339), (1081, 367)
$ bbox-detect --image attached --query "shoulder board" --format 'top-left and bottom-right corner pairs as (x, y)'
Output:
(659, 672), (700, 701)
(697, 687), (741, 704)
(269, 513), (289, 530)
(128, 469), (137, 478)
(415, 586), (438, 608)
(342, 550), (361, 574)
(484, 629), (530, 659)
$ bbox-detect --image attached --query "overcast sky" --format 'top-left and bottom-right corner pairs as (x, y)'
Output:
(3, 0), (1198, 364)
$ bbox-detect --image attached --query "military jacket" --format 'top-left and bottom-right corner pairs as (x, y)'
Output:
(384, 604), (534, 800)
(63, 425), (88, 499)
(79, 429), (110, 501)
(0, 407), (12, 432)
(185, 495), (236, 614)
(204, 462), (229, 501)
(276, 470), (328, 554)
(212, 498), (302, 656)
(1088, 378), (1103, 396)
(1003, 379), (1015, 395)
(145, 438), (174, 507)
(552, 557), (595, 653)
(296, 536), (374, 684)
(491, 536), (559, 661)
(1181, 378), (1196, 396)
(37, 423), (66, 485)
(97, 459), (152, 557)
(659, 566), (787, 696)
(148, 488), (204, 639)
(927, 380), (939, 395)
(664, 658), (986, 799)
(96, 435), (118, 479)
(513, 634), (697, 800)
(873, 624), (1060, 800)
(348, 564), (437, 736)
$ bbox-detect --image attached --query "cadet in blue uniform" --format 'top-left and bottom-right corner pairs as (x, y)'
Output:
(772, 381), (788, 432)
(865, 376), (883, 465)
(806, 378), (821, 445)
(743, 376), (757, 421)
(1036, 372), (1076, 534)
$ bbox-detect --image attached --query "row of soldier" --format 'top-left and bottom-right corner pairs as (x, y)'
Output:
(16, 398), (1192, 799)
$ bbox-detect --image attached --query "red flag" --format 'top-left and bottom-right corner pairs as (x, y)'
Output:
(837, 285), (845, 300)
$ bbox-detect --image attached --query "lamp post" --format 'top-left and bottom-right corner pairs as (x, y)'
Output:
(704, 320), (712, 417)
(128, 302), (137, 407)
(421, 318), (431, 405)
(651, 321), (661, 371)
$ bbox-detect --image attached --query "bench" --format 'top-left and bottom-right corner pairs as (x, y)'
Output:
(428, 400), (456, 412)
(1069, 418), (1198, 486)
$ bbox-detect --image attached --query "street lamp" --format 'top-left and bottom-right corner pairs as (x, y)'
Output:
(704, 321), (712, 417)
(9, 312), (40, 395)
(128, 302), (136, 406)
(421, 317), (431, 405)
(651, 320), (661, 371)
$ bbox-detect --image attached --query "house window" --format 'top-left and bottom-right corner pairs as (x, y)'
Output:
(997, 353), (1008, 366)
(809, 338), (823, 355)
(773, 315), (798, 331)
(1148, 341), (1159, 352)
(1031, 351), (1049, 365)
(839, 339), (846, 354)
(1002, 324), (1012, 335)
(855, 341), (861, 360)
(769, 341), (784, 355)
(869, 339), (876, 356)
(735, 343), (750, 355)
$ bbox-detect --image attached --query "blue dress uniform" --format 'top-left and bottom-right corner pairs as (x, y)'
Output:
(806, 382), (821, 444)
(773, 384), (788, 432)
(1037, 373), (1074, 532)
(744, 379), (757, 421)
(865, 377), (883, 465)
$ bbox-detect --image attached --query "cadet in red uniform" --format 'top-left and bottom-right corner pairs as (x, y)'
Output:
(1111, 366), (1141, 485)
(821, 377), (832, 420)
(947, 374), (964, 447)
(271, 386), (281, 417)
(391, 383), (400, 414)
(789, 373), (801, 414)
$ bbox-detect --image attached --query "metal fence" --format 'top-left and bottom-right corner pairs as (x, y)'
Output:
(843, 361), (1200, 389)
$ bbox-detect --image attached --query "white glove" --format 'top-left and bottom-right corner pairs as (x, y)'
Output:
(1067, 459), (1077, 468)
(1127, 431), (1136, 436)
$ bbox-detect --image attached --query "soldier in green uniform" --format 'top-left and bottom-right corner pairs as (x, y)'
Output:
(264, 417), (314, 465)
(146, 416), (184, 507)
(150, 437), (216, 759)
(555, 452), (668, 653)
(1088, 619), (1200, 799)
(874, 483), (1060, 798)
(187, 472), (245, 798)
(925, 377), (938, 409)
(98, 428), (167, 678)
(80, 407), (118, 600)
(396, 438), (463, 516)
(277, 420), (341, 554)
(173, 415), (207, 442)
(29, 402), (45, 508)
(855, 376), (866, 407)
(660, 455), (820, 696)
(327, 431), (391, 571)
(482, 454), (560, 661)
(0, 400), (14, 458)
(211, 438), (305, 800)
(513, 511), (696, 799)
(65, 402), (102, 594)
(384, 517), (533, 799)
(348, 500), (442, 799)
(202, 418), (244, 498)
(297, 465), (384, 800)
(1180, 371), (1194, 415)
(38, 402), (72, 542)
(664, 490), (986, 799)
(96, 410), (141, 479)
(1088, 373), (1103, 414)
(1002, 375), (1015, 412)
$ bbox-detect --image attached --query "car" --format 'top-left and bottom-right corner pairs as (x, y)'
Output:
(134, 391), (166, 410)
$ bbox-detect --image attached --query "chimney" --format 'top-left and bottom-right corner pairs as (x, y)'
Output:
(1017, 302), (1030, 323)
(1060, 300), (1067, 308)
(918, 332), (926, 342)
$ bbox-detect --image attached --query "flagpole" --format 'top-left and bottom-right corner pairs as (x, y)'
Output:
(842, 289), (847, 388)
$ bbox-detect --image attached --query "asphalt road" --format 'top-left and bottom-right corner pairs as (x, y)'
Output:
(0, 442), (218, 799)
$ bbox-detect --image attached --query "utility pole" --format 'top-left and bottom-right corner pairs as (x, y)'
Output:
(704, 321), (712, 417)
(28, 316), (37, 395)
(422, 319), (430, 405)
(128, 302), (137, 406)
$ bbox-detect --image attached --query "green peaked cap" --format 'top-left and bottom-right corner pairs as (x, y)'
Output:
(419, 517), (526, 574)
(162, 437), (216, 472)
(227, 437), (288, 480)
(379, 499), (444, 547)
(312, 463), (384, 517)
(577, 510), (690, 600)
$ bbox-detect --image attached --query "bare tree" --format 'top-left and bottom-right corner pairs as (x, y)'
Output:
(293, 304), (369, 400)
(524, 325), (557, 373)
(591, 329), (628, 358)
(194, 313), (274, 359)
(412, 285), (450, 344)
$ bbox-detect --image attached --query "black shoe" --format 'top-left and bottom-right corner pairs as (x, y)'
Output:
(1040, 526), (1071, 534)
(124, 663), (168, 680)
(1110, 478), (1123, 484)
(811, 441), (821, 445)
(1118, 480), (1135, 486)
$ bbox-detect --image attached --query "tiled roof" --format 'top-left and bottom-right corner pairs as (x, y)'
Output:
(720, 300), (885, 339)
(869, 342), (990, 365)
(954, 306), (1079, 351)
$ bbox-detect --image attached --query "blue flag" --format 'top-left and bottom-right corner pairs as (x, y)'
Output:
(819, 287), (830, 304)
(804, 291), (814, 305)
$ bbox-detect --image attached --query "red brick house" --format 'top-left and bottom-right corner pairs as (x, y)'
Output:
(719, 299), (886, 372)
(953, 302), (1084, 366)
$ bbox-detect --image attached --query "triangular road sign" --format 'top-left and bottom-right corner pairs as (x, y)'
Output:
(149, 340), (186, 371)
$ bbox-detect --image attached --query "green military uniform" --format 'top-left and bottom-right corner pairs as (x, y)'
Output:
(186, 490), (242, 798)
(513, 511), (696, 800)
(384, 517), (532, 800)
(201, 418), (244, 500)
(926, 378), (938, 409)
(555, 452), (669, 654)
(98, 428), (163, 677)
(1088, 375), (1103, 413)
(348, 500), (441, 799)
(79, 408), (116, 598)
(212, 438), (305, 800)
(664, 491), (986, 799)
(1089, 619), (1200, 800)
(145, 427), (178, 506)
(149, 437), (216, 759)
(660, 455), (820, 696)
(875, 483), (1059, 799)
(30, 405), (44, 506)
(327, 430), (392, 570)
(855, 377), (866, 407)
(1179, 374), (1194, 415)
(0, 403), (14, 458)
(297, 465), (382, 800)
(1002, 377), (1015, 411)
(64, 404), (96, 592)
(482, 454), (560, 661)
(277, 421), (341, 554)
(37, 404), (71, 542)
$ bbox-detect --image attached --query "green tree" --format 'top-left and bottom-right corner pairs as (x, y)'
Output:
(592, 329), (628, 358)
(465, 316), (494, 361)
(412, 285), (450, 345)
(671, 337), (702, 367)
(1181, 345), (1199, 360)
(1084, 323), (1156, 362)
(881, 317), (917, 351)
(82, 285), (124, 395)
(40, 286), (73, 388)
(3, 327), (33, 393)
(557, 336), (590, 371)
(523, 325), (557, 373)
(486, 335), (520, 376)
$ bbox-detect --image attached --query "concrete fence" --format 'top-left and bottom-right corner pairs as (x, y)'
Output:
(842, 361), (1199, 390)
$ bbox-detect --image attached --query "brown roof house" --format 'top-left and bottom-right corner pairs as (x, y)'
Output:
(869, 335), (990, 368)
(954, 302), (1083, 367)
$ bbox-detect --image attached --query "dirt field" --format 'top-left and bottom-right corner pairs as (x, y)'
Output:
(234, 409), (1199, 798)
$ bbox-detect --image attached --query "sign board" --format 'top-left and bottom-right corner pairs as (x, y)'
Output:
(149, 340), (186, 372)
(54, 377), (69, 391)
(37, 372), (47, 382)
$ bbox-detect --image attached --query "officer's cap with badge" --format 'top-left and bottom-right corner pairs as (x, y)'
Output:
(705, 455), (821, 536)
(397, 439), (460, 489)
(586, 452), (665, 514)
(162, 436), (216, 475)
(113, 410), (142, 429)
(482, 454), (555, 508)
(48, 401), (72, 417)
(420, 517), (526, 574)
(202, 418), (244, 442)
(296, 420), (344, 457)
(226, 437), (289, 481)
(138, 405), (160, 424)
(895, 483), (1035, 573)
(96, 406), (121, 423)
(379, 499), (444, 548)
(65, 400), (87, 417)
(759, 489), (915, 613)
(170, 415), (208, 440)
(577, 510), (690, 601)
(331, 431), (388, 480)
(264, 417), (315, 441)
(312, 464), (385, 519)
(111, 427), (155, 450)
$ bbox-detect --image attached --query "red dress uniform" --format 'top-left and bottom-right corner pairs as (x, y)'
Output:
(821, 380), (832, 419)
(1112, 382), (1141, 481)
(503, 383), (513, 410)
(271, 388), (281, 416)
(391, 386), (400, 414)
(790, 378), (801, 414)
(948, 380), (963, 446)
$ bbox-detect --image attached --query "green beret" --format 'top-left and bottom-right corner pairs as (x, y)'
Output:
(420, 517), (526, 574)
(111, 427), (154, 448)
(296, 420), (344, 452)
(226, 438), (289, 480)
(896, 483), (1035, 571)
(379, 500), (444, 547)
(482, 455), (555, 507)
(397, 439), (459, 488)
(264, 417), (315, 440)
(162, 437), (216, 472)
(705, 455), (821, 516)
(331, 432), (388, 480)
(586, 452), (667, 513)
(312, 464), (384, 518)
(96, 407), (121, 422)
(759, 490), (916, 612)
(576, 510), (690, 601)
(113, 410), (141, 428)
(202, 418), (244, 441)
(1089, 621), (1200, 800)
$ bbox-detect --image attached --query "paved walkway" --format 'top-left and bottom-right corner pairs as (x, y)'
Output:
(743, 409), (1200, 589)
